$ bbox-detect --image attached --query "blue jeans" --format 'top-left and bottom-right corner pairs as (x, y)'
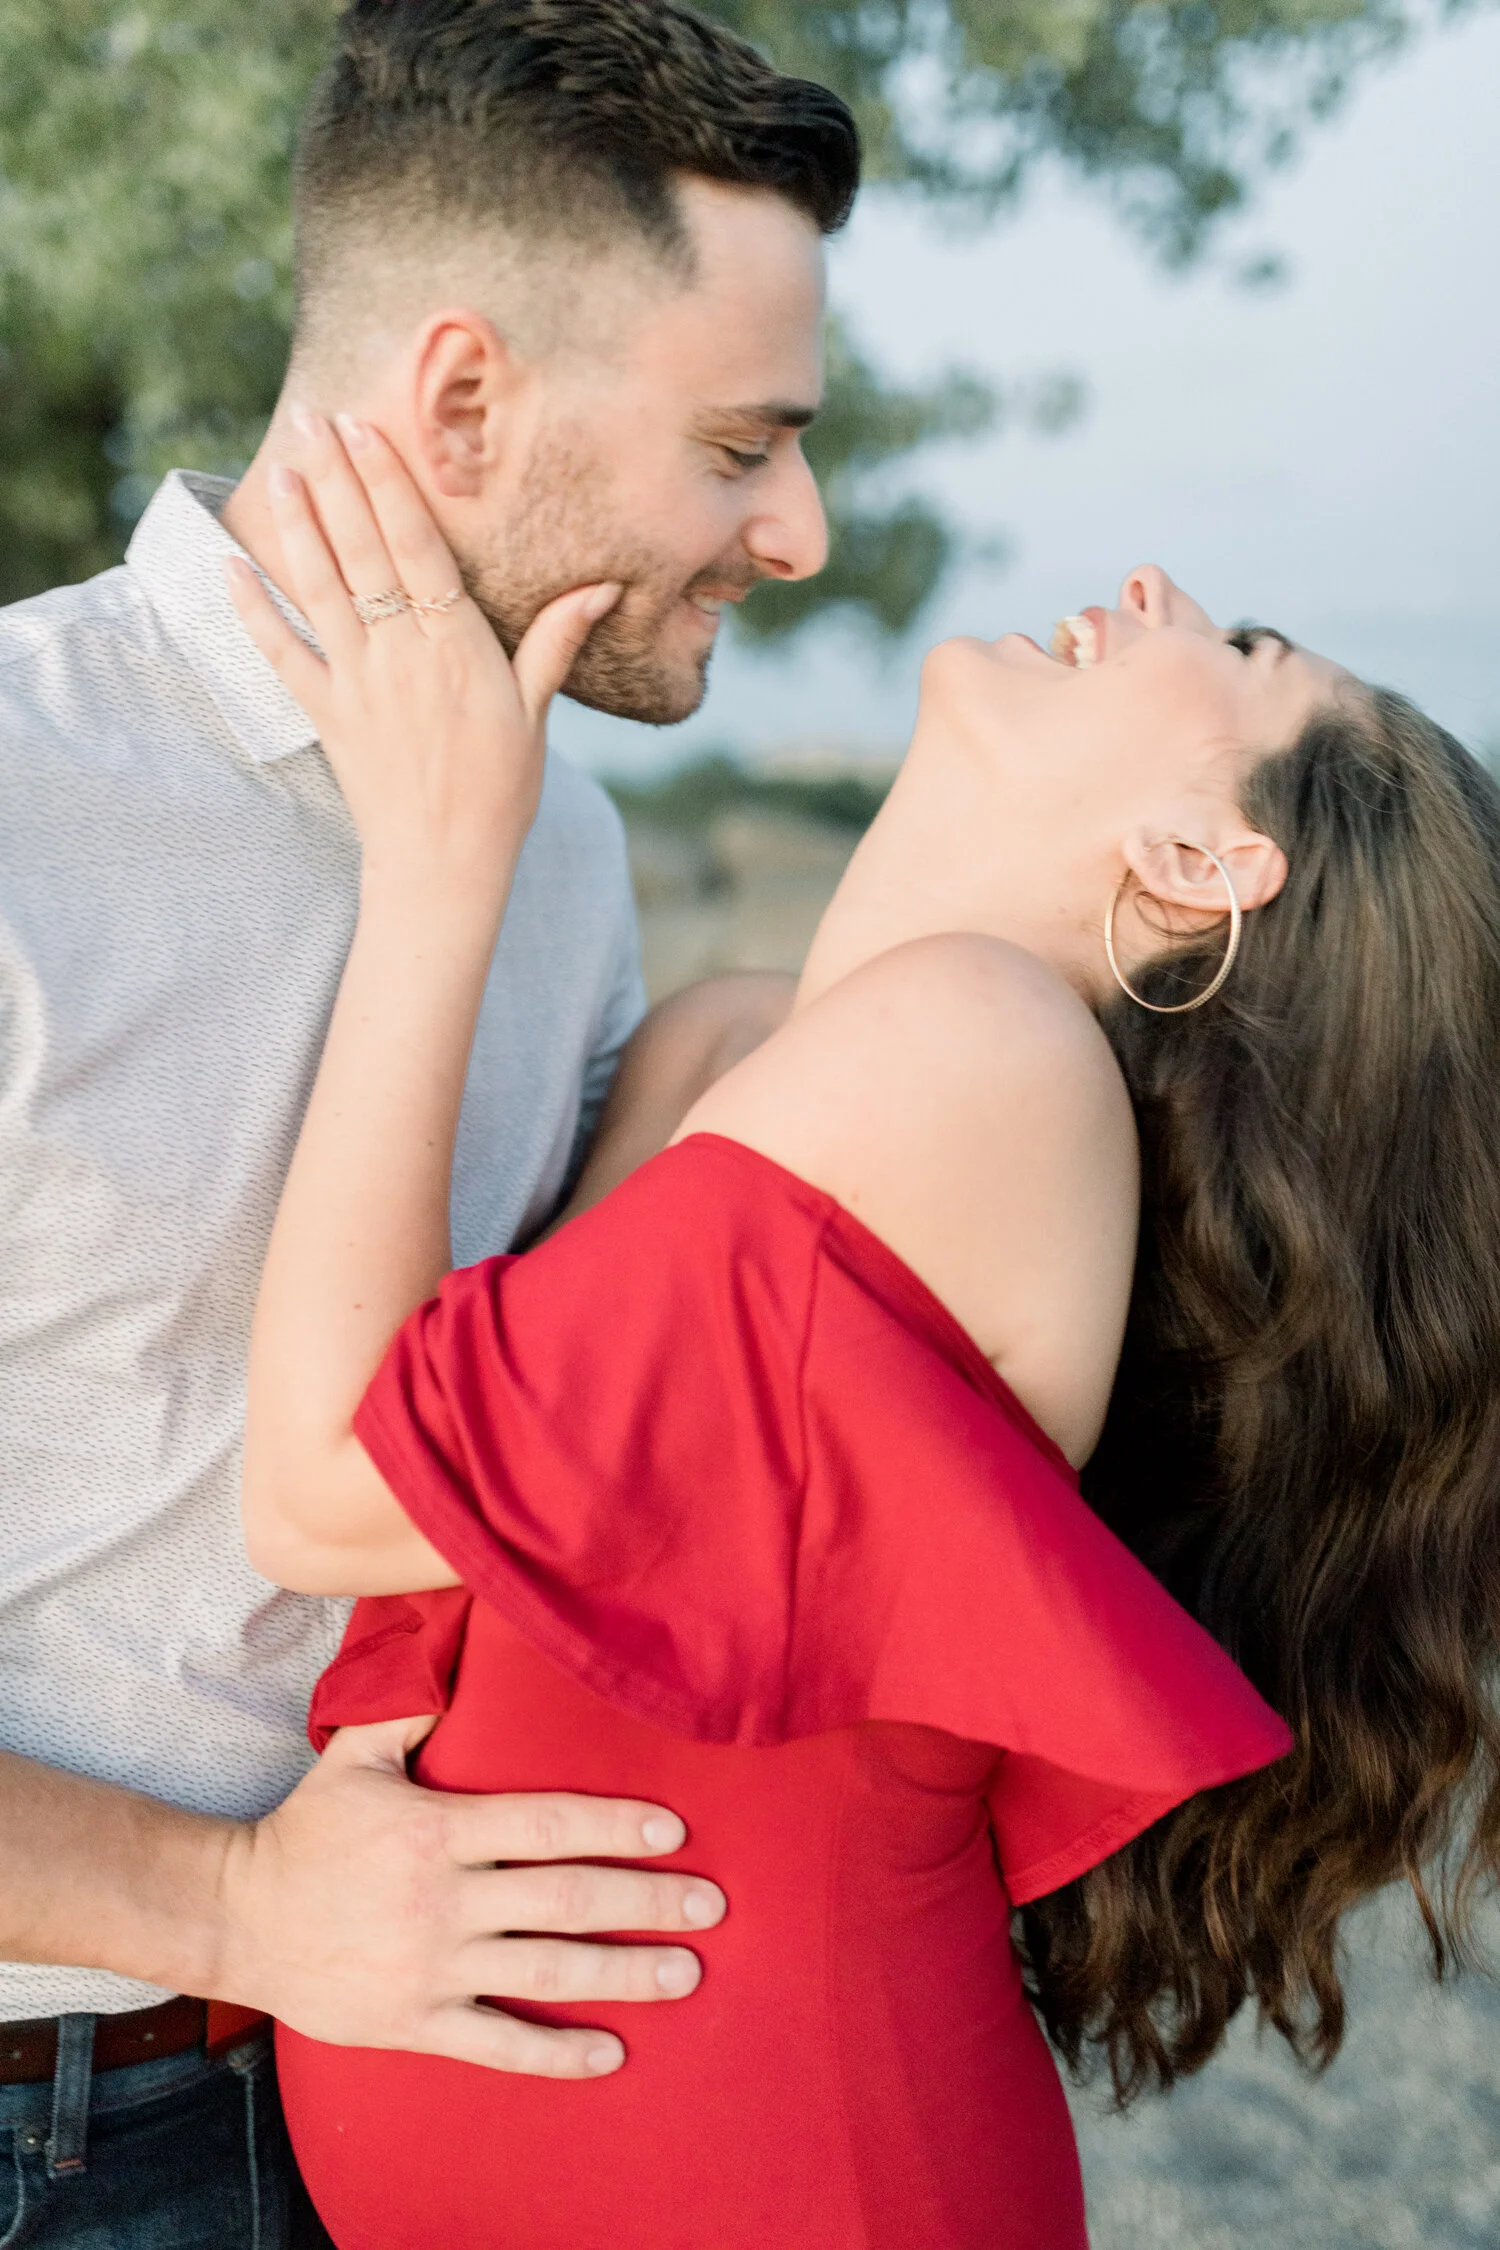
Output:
(0, 2024), (334, 2248)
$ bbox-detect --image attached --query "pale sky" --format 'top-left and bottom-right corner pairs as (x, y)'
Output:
(554, 5), (1500, 778)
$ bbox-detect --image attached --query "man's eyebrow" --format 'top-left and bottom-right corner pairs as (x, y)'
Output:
(704, 400), (820, 432)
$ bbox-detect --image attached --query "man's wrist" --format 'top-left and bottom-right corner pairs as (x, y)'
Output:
(194, 1815), (272, 2012)
(174, 1815), (253, 2005)
(112, 1797), (249, 2004)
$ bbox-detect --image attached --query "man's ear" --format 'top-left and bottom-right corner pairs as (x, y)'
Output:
(407, 309), (516, 501)
(1122, 827), (1288, 923)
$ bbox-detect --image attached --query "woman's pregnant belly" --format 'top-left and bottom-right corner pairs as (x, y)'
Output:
(277, 1609), (1087, 2250)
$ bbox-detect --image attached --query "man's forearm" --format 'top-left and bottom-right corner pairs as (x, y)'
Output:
(0, 1748), (233, 1997)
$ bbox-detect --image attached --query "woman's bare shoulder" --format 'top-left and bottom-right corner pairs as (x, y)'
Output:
(683, 934), (1133, 1189)
(680, 936), (1139, 1466)
(829, 929), (1119, 1068)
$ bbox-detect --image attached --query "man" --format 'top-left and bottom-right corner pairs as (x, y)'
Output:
(0, 1), (858, 2239)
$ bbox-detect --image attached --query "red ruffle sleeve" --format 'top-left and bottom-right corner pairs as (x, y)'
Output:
(317, 1135), (1290, 1905)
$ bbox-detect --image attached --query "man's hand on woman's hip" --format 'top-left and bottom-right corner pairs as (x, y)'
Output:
(212, 1718), (724, 2079)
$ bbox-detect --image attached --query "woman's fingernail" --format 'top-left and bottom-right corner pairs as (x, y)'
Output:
(640, 1814), (684, 1854)
(655, 1953), (700, 1997)
(682, 1887), (722, 1928)
(268, 463), (299, 501)
(288, 402), (323, 441)
(583, 581), (622, 622)
(585, 2040), (624, 2075)
(335, 412), (373, 452)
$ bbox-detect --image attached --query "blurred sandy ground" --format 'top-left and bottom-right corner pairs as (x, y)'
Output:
(625, 802), (862, 1001)
(1070, 1885), (1500, 2250)
(628, 801), (1500, 2246)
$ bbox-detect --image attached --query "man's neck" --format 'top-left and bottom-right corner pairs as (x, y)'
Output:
(218, 439), (299, 606)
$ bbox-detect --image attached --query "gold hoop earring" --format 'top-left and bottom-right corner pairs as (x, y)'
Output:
(1104, 841), (1243, 1015)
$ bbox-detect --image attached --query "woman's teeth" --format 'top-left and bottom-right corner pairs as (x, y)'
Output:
(1050, 614), (1098, 670)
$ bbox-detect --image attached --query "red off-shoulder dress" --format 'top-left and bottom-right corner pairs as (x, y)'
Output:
(278, 1135), (1290, 2250)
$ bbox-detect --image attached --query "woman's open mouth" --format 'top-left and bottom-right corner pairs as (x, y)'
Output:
(1049, 612), (1101, 670)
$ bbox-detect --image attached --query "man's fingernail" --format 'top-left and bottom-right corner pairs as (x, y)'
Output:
(268, 463), (299, 501)
(655, 1953), (700, 1997)
(640, 1814), (684, 1854)
(586, 2040), (624, 2075)
(682, 1887), (722, 1928)
(289, 402), (323, 441)
(336, 412), (373, 452)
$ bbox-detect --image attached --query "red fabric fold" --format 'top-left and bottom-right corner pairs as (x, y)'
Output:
(323, 1134), (1290, 1904)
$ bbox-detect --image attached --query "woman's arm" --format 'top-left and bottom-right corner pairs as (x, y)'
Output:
(550, 972), (796, 1232)
(229, 413), (619, 1594)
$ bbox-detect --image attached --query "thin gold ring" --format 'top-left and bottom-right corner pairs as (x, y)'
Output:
(351, 587), (411, 626)
(1104, 842), (1243, 1015)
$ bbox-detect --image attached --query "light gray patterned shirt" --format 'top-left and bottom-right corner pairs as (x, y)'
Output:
(0, 472), (645, 2019)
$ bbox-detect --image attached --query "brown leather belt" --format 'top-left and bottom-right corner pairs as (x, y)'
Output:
(0, 1997), (269, 2084)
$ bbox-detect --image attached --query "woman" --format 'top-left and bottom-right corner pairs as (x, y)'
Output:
(229, 422), (1500, 2250)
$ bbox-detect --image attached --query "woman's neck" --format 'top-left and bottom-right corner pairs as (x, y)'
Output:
(796, 722), (1103, 1012)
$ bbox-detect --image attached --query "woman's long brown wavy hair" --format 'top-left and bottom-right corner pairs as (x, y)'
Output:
(1018, 685), (1500, 2099)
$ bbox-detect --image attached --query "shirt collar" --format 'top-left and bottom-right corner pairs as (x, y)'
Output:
(125, 470), (320, 765)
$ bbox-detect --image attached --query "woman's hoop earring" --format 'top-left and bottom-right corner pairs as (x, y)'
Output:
(1104, 841), (1243, 1015)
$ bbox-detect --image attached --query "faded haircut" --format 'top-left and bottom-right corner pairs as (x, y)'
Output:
(293, 0), (860, 360)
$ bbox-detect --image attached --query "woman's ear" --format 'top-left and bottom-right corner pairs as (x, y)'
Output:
(1123, 828), (1289, 923)
(407, 309), (514, 501)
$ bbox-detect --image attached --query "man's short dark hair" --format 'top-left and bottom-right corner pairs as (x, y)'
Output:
(294, 0), (861, 326)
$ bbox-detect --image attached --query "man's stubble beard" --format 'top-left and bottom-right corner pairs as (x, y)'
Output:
(453, 425), (727, 728)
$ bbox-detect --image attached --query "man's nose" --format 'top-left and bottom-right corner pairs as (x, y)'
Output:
(743, 445), (829, 584)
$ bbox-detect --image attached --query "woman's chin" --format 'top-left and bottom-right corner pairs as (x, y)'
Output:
(917, 631), (1053, 727)
(920, 632), (993, 687)
(914, 637), (974, 727)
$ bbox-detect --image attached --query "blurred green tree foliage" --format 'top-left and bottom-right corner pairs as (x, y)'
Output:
(0, 0), (1426, 624)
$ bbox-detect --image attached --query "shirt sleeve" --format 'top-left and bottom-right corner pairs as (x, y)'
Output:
(307, 1589), (473, 1752)
(982, 1756), (1188, 1908)
(569, 882), (647, 1179)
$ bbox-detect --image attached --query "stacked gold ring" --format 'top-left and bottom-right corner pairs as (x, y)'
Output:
(352, 588), (410, 625)
(351, 586), (463, 627)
